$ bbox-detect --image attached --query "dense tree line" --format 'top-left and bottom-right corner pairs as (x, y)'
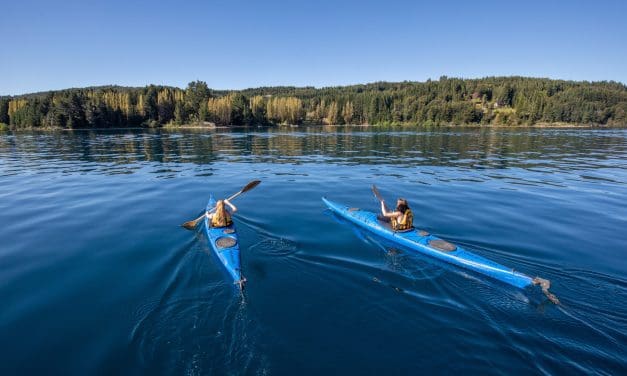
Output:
(1, 77), (626, 129)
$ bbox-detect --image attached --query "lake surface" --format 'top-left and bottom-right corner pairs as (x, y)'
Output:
(1, 126), (626, 375)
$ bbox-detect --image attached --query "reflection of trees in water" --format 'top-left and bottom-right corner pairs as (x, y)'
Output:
(1, 128), (625, 170)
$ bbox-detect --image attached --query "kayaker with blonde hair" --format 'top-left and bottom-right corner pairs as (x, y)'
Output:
(207, 199), (237, 228)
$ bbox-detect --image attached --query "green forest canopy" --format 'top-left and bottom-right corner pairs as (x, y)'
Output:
(1, 77), (626, 128)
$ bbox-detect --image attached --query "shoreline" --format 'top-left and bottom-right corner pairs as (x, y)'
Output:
(1, 122), (624, 132)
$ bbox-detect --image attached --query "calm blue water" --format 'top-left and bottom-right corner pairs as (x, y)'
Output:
(1, 127), (626, 375)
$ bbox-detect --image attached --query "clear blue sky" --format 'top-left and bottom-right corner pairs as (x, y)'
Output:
(1, 0), (626, 95)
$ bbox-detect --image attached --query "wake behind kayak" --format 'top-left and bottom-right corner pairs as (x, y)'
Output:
(322, 197), (559, 304)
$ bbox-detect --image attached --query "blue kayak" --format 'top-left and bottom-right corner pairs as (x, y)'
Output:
(322, 197), (558, 303)
(204, 195), (245, 289)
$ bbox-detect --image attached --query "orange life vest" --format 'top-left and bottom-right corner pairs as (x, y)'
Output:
(392, 209), (413, 231)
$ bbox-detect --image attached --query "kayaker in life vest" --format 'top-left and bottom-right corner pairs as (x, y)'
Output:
(379, 198), (414, 231)
(207, 199), (237, 228)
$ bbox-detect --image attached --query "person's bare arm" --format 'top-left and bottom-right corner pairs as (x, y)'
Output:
(381, 200), (400, 218)
(224, 199), (238, 214)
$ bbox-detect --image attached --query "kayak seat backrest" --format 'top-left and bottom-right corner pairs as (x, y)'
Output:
(395, 227), (414, 233)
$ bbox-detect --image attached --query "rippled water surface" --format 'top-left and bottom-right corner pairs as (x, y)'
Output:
(1, 127), (626, 374)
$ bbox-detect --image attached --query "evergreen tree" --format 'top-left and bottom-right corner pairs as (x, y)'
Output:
(0, 98), (9, 124)
(143, 86), (159, 122)
(185, 81), (211, 123)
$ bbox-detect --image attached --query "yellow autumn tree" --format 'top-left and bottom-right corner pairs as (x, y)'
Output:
(207, 94), (233, 125)
(342, 101), (354, 124)
(266, 97), (303, 124)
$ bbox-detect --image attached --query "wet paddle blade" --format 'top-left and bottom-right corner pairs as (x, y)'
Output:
(372, 185), (384, 202)
(181, 215), (204, 230)
(240, 180), (261, 194)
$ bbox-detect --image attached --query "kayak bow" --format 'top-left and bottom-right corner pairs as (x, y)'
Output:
(205, 194), (246, 290)
(322, 197), (558, 303)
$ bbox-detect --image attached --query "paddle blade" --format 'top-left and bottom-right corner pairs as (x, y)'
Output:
(181, 221), (196, 230)
(372, 184), (384, 202)
(225, 180), (262, 202)
(372, 184), (390, 212)
(181, 214), (204, 230)
(241, 180), (261, 193)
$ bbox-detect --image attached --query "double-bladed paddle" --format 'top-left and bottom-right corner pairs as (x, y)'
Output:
(181, 180), (261, 230)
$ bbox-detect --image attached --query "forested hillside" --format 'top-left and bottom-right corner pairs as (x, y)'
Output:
(1, 77), (626, 128)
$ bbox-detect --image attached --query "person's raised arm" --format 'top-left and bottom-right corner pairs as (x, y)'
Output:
(224, 199), (238, 214)
(381, 200), (400, 218)
(381, 200), (388, 215)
